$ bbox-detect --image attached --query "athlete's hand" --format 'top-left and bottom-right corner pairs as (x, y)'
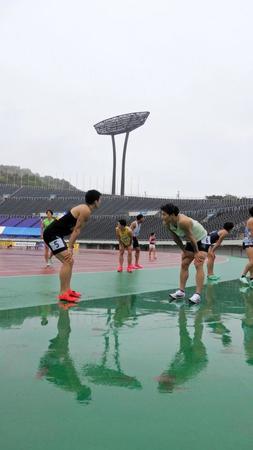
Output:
(64, 250), (73, 263)
(194, 252), (205, 263)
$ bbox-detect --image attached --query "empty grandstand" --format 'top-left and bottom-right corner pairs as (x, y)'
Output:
(0, 183), (252, 242)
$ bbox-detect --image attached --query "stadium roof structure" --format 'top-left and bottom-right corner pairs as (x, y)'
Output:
(94, 111), (150, 195)
(94, 111), (150, 136)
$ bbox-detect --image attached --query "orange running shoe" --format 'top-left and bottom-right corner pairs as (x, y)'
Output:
(117, 266), (123, 272)
(58, 292), (79, 302)
(67, 289), (81, 298)
(127, 265), (133, 273)
(132, 264), (143, 269)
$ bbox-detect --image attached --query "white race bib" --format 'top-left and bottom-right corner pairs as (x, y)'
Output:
(201, 235), (211, 245)
(49, 238), (66, 251)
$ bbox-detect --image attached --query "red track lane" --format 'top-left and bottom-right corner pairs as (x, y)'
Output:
(0, 248), (227, 277)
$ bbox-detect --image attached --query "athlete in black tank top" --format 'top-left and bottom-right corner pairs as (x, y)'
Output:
(43, 190), (101, 302)
(45, 211), (77, 238)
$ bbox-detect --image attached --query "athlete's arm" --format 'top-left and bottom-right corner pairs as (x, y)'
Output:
(169, 229), (185, 251)
(212, 230), (227, 253)
(130, 221), (136, 232)
(68, 208), (90, 249)
(247, 218), (253, 237)
(128, 228), (133, 246)
(180, 218), (199, 254)
(40, 219), (44, 238)
(116, 227), (121, 245)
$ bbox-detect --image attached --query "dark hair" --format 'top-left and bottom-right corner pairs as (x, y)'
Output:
(160, 203), (179, 216)
(249, 207), (253, 217)
(150, 232), (155, 236)
(223, 222), (234, 231)
(136, 214), (144, 221)
(46, 209), (53, 215)
(119, 219), (127, 227)
(85, 189), (101, 205)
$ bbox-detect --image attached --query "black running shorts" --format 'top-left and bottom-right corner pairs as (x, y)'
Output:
(185, 240), (209, 253)
(43, 229), (68, 255)
(133, 236), (140, 249)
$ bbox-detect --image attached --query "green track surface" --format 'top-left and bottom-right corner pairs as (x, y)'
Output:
(0, 256), (243, 310)
(1, 257), (253, 450)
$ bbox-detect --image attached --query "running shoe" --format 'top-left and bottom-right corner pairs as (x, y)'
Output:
(240, 276), (249, 285)
(239, 287), (249, 294)
(169, 290), (185, 301)
(67, 289), (81, 298)
(58, 292), (79, 302)
(132, 264), (143, 269)
(127, 265), (133, 273)
(207, 275), (220, 281)
(188, 293), (201, 304)
(117, 266), (123, 272)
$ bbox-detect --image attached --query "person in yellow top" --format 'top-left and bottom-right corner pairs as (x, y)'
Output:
(116, 219), (133, 273)
(41, 209), (55, 267)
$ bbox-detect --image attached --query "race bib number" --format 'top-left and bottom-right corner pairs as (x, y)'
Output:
(49, 238), (66, 251)
(201, 235), (211, 245)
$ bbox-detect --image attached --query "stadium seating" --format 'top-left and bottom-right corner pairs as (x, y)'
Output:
(0, 183), (252, 240)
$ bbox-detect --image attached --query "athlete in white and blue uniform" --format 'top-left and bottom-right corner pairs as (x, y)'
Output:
(130, 214), (144, 269)
(206, 222), (234, 281)
(241, 207), (253, 287)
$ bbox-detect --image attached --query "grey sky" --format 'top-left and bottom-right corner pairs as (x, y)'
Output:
(0, 0), (252, 197)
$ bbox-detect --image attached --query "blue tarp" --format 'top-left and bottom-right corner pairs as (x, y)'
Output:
(1, 227), (41, 237)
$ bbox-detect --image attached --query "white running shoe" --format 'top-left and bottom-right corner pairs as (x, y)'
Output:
(189, 293), (201, 304)
(240, 276), (249, 285)
(169, 290), (185, 302)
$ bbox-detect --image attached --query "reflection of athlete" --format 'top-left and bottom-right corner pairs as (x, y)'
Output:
(115, 220), (133, 273)
(240, 207), (253, 287)
(207, 222), (234, 281)
(130, 214), (144, 269)
(43, 190), (101, 301)
(37, 307), (91, 404)
(156, 307), (208, 393)
(161, 203), (208, 304)
(241, 289), (253, 365)
(41, 209), (55, 267)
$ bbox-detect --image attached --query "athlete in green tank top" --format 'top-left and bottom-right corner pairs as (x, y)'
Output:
(41, 209), (55, 267)
(161, 203), (208, 305)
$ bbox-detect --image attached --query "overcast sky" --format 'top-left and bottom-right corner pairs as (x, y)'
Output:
(0, 0), (252, 198)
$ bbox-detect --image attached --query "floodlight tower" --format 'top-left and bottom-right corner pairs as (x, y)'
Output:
(94, 111), (150, 196)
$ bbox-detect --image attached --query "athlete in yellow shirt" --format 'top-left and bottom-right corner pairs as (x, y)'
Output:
(116, 219), (133, 273)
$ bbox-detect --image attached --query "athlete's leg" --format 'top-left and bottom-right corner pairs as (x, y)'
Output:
(180, 251), (194, 291)
(135, 247), (140, 265)
(55, 251), (74, 295)
(243, 248), (253, 277)
(44, 244), (49, 265)
(119, 246), (124, 267)
(207, 248), (215, 276)
(127, 247), (132, 267)
(194, 251), (207, 294)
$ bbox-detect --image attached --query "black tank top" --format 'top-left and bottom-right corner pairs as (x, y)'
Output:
(209, 230), (219, 244)
(47, 211), (77, 236)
